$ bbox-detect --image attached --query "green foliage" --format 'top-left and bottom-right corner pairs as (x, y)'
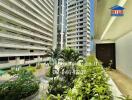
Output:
(60, 48), (80, 62)
(44, 48), (61, 64)
(8, 69), (18, 75)
(47, 64), (76, 97)
(59, 64), (76, 86)
(25, 66), (36, 73)
(47, 55), (113, 100)
(46, 65), (55, 77)
(65, 56), (113, 100)
(48, 78), (67, 96)
(36, 64), (42, 69)
(0, 69), (39, 100)
(8, 66), (36, 76)
(47, 94), (63, 100)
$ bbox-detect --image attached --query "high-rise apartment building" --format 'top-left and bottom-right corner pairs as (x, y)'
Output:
(0, 0), (91, 69)
(0, 0), (54, 69)
(53, 0), (67, 50)
(67, 0), (91, 56)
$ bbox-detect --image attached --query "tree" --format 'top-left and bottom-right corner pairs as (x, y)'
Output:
(60, 48), (82, 76)
(71, 51), (82, 63)
(60, 48), (75, 62)
(44, 48), (61, 64)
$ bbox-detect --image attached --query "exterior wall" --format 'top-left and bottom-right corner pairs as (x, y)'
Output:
(56, 0), (67, 49)
(67, 0), (91, 56)
(53, 0), (58, 49)
(116, 31), (132, 79)
(0, 0), (54, 69)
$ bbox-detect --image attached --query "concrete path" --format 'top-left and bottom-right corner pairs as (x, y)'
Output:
(33, 66), (49, 100)
(107, 70), (132, 99)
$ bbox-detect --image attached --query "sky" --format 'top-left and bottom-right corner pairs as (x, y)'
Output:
(90, 0), (95, 51)
(90, 0), (94, 36)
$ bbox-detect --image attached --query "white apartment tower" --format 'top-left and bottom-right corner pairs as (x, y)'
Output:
(0, 0), (54, 69)
(53, 0), (67, 50)
(67, 0), (91, 56)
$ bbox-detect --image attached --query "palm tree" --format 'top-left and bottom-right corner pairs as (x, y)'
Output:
(71, 51), (82, 63)
(60, 48), (82, 63)
(44, 48), (61, 77)
(44, 48), (61, 64)
(60, 48), (75, 62)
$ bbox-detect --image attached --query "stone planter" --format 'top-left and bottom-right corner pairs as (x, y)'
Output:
(21, 91), (39, 100)
(108, 77), (123, 100)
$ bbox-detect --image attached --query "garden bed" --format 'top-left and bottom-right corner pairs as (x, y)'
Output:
(0, 69), (40, 100)
(108, 76), (122, 100)
(46, 55), (114, 99)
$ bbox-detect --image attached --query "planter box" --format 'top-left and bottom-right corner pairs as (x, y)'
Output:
(21, 91), (39, 100)
(108, 77), (123, 100)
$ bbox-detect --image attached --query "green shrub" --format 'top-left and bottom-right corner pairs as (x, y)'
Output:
(8, 66), (36, 76)
(48, 79), (67, 96)
(65, 56), (113, 100)
(46, 65), (57, 77)
(8, 69), (18, 75)
(47, 94), (62, 100)
(59, 65), (76, 87)
(25, 66), (36, 73)
(36, 64), (42, 69)
(0, 69), (39, 100)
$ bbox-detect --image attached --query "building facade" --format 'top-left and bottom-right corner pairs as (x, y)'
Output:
(66, 0), (91, 56)
(57, 0), (67, 49)
(53, 0), (67, 50)
(0, 0), (54, 69)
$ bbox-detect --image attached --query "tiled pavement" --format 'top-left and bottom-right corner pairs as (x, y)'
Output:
(107, 70), (132, 99)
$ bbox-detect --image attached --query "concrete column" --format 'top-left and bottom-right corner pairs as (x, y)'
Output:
(16, 57), (20, 70)
(53, 0), (58, 49)
(37, 56), (40, 66)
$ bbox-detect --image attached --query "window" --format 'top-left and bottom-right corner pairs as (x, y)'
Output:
(80, 1), (83, 4)
(79, 46), (83, 49)
(30, 50), (34, 52)
(79, 32), (83, 35)
(79, 28), (83, 30)
(80, 14), (83, 17)
(25, 56), (30, 61)
(9, 57), (15, 60)
(79, 42), (83, 44)
(80, 5), (83, 8)
(79, 37), (83, 39)
(20, 56), (24, 59)
(0, 57), (8, 63)
(80, 23), (83, 25)
(80, 10), (83, 12)
(30, 56), (34, 60)
(80, 19), (83, 21)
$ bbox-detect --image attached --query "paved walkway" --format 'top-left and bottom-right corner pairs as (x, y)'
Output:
(33, 66), (49, 100)
(107, 70), (132, 98)
(34, 66), (48, 77)
(0, 73), (11, 82)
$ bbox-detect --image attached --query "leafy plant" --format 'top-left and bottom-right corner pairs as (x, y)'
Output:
(46, 65), (56, 77)
(59, 64), (76, 86)
(25, 66), (36, 73)
(8, 66), (37, 76)
(60, 48), (76, 62)
(44, 48), (61, 64)
(47, 94), (63, 100)
(65, 56), (113, 100)
(8, 69), (18, 75)
(36, 64), (42, 69)
(0, 69), (39, 100)
(48, 78), (67, 96)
